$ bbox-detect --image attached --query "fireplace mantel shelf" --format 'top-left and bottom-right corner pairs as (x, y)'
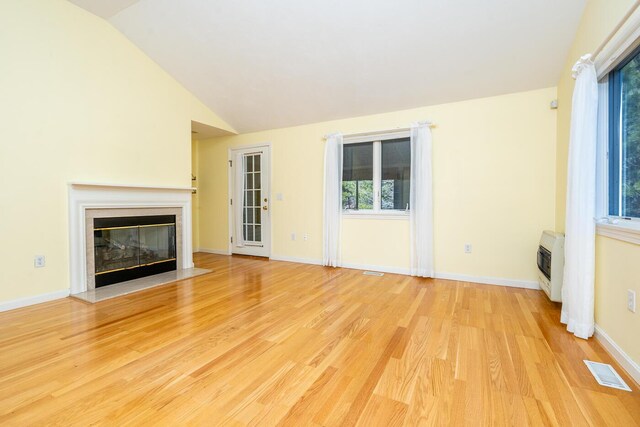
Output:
(69, 182), (196, 192)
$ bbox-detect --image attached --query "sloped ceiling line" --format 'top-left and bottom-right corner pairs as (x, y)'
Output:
(69, 0), (586, 133)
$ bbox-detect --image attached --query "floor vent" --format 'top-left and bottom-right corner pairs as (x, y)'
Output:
(363, 271), (384, 277)
(584, 360), (632, 391)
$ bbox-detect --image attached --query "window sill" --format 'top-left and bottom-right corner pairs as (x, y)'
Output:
(596, 219), (640, 246)
(342, 211), (409, 220)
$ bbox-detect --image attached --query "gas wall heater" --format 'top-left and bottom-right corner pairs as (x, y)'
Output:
(537, 230), (565, 302)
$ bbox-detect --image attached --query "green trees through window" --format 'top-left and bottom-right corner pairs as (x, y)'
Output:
(342, 180), (373, 210)
(611, 45), (640, 218)
(620, 50), (640, 217)
(342, 142), (374, 210)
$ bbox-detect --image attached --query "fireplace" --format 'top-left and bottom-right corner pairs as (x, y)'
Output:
(68, 183), (194, 295)
(93, 215), (177, 287)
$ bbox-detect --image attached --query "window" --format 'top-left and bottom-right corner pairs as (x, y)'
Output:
(342, 142), (374, 210)
(381, 138), (411, 210)
(609, 45), (640, 218)
(342, 136), (410, 213)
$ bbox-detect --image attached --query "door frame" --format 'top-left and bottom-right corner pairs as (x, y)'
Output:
(227, 142), (273, 257)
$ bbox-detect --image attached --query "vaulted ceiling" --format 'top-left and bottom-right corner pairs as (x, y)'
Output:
(69, 0), (586, 133)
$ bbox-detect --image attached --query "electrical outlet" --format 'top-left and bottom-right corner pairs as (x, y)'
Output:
(291, 232), (296, 241)
(34, 255), (46, 268)
(628, 290), (636, 313)
(464, 244), (472, 254)
(303, 234), (309, 241)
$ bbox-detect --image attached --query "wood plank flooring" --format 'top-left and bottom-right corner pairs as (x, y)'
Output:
(0, 253), (638, 426)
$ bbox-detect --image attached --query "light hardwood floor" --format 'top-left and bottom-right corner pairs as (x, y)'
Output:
(0, 253), (638, 426)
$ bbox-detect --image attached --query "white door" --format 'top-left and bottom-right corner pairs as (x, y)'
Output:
(230, 146), (271, 257)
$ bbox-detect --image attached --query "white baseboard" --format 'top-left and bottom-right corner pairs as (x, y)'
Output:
(196, 248), (231, 256)
(594, 324), (640, 386)
(0, 289), (70, 313)
(269, 256), (407, 275)
(434, 272), (541, 290)
(341, 262), (411, 276)
(266, 256), (538, 291)
(269, 254), (323, 265)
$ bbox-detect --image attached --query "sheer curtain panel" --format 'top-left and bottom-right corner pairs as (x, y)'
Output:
(562, 54), (598, 339)
(323, 133), (343, 267)
(409, 123), (434, 277)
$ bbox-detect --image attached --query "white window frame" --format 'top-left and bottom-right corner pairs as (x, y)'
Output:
(342, 130), (410, 219)
(595, 39), (640, 245)
(595, 76), (609, 221)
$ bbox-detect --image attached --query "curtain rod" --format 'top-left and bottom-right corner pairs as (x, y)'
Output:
(323, 122), (434, 140)
(592, 0), (640, 60)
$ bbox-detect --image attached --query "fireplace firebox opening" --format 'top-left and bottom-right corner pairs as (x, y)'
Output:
(93, 215), (177, 287)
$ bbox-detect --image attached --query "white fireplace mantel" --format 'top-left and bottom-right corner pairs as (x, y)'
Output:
(69, 182), (196, 192)
(68, 183), (195, 295)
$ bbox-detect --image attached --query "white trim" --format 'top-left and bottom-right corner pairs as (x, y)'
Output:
(329, 122), (434, 142)
(70, 182), (195, 192)
(373, 141), (381, 209)
(267, 255), (540, 290)
(343, 137), (411, 213)
(343, 129), (410, 144)
(342, 211), (409, 220)
(595, 77), (609, 219)
(227, 142), (273, 257)
(0, 290), (70, 312)
(269, 254), (323, 265)
(342, 262), (411, 275)
(434, 272), (541, 290)
(595, 4), (640, 78)
(68, 183), (194, 295)
(594, 324), (640, 386)
(197, 248), (232, 256)
(596, 221), (640, 245)
(227, 149), (234, 255)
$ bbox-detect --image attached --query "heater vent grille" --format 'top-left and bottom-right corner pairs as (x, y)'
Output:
(584, 360), (632, 391)
(363, 271), (384, 277)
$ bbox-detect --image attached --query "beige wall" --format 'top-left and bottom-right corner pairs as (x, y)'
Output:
(555, 0), (639, 367)
(0, 0), (233, 303)
(595, 236), (640, 365)
(197, 87), (557, 282)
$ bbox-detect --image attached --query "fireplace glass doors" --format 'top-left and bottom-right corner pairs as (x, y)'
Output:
(93, 215), (177, 287)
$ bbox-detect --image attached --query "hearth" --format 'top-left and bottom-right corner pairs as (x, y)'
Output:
(93, 215), (177, 287)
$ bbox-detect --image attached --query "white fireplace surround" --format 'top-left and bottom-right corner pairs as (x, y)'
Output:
(68, 183), (194, 295)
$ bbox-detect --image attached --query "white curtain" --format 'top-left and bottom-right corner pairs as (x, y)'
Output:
(323, 133), (343, 267)
(562, 54), (598, 339)
(409, 123), (434, 277)
(233, 152), (245, 247)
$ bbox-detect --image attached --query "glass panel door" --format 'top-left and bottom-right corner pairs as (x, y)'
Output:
(232, 146), (270, 257)
(242, 153), (263, 244)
